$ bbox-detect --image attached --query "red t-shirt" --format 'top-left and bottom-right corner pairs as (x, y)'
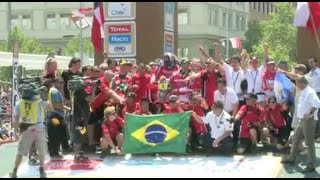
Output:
(237, 105), (265, 138)
(200, 70), (218, 108)
(169, 71), (192, 96)
(266, 105), (285, 129)
(262, 71), (276, 91)
(188, 77), (203, 92)
(90, 77), (110, 111)
(101, 116), (125, 139)
(121, 103), (140, 119)
(155, 65), (179, 80)
(188, 104), (207, 134)
(164, 106), (185, 114)
(131, 73), (151, 103)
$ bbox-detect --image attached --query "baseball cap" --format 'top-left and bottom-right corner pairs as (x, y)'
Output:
(119, 58), (133, 66)
(168, 95), (178, 102)
(267, 61), (275, 65)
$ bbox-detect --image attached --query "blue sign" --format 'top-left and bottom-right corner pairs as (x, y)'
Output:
(109, 35), (131, 44)
(165, 2), (173, 14)
(165, 44), (173, 53)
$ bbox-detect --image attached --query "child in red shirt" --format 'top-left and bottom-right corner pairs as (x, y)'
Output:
(100, 106), (124, 158)
(134, 97), (152, 115)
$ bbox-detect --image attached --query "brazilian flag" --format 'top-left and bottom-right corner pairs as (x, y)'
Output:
(123, 111), (191, 154)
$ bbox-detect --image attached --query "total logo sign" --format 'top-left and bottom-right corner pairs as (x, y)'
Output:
(164, 31), (174, 53)
(105, 21), (136, 57)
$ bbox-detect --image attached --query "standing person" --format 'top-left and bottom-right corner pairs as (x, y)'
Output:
(262, 61), (277, 99)
(9, 84), (52, 178)
(43, 56), (58, 79)
(214, 43), (246, 107)
(47, 78), (71, 158)
(193, 101), (234, 156)
(281, 76), (320, 172)
(234, 93), (266, 154)
(131, 63), (151, 103)
(306, 57), (320, 139)
(214, 78), (239, 117)
(106, 58), (119, 73)
(169, 58), (193, 105)
(155, 53), (179, 81)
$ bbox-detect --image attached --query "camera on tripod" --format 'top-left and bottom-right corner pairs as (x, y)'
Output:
(67, 76), (101, 92)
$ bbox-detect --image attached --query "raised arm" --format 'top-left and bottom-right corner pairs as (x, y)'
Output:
(213, 43), (224, 66)
(240, 49), (249, 74)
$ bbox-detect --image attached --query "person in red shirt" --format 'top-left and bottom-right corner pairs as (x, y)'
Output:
(131, 63), (151, 103)
(262, 97), (291, 150)
(187, 92), (208, 151)
(188, 59), (203, 94)
(87, 70), (122, 152)
(151, 100), (166, 114)
(164, 95), (185, 114)
(262, 61), (277, 98)
(234, 93), (266, 154)
(135, 97), (152, 115)
(121, 92), (139, 119)
(155, 53), (179, 81)
(106, 58), (119, 74)
(100, 106), (124, 158)
(169, 58), (193, 106)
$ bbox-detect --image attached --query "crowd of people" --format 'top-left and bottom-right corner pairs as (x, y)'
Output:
(8, 42), (320, 178)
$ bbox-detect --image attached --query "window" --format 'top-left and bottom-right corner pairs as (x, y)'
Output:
(236, 15), (240, 30)
(222, 12), (226, 27)
(240, 17), (246, 31)
(177, 48), (188, 58)
(253, 2), (256, 10)
(258, 2), (261, 12)
(10, 15), (19, 29)
(60, 14), (70, 30)
(22, 15), (31, 30)
(208, 8), (218, 26)
(46, 14), (57, 30)
(228, 13), (233, 29)
(178, 9), (188, 25)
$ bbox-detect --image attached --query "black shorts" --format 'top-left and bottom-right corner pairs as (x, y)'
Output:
(270, 126), (291, 146)
(88, 107), (104, 125)
(238, 138), (252, 149)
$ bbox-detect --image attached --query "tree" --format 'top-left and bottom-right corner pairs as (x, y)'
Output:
(243, 21), (262, 54)
(64, 36), (94, 58)
(252, 2), (297, 64)
(1, 26), (52, 54)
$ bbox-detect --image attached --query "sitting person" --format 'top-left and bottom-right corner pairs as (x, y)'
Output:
(121, 92), (139, 119)
(234, 93), (266, 154)
(100, 106), (124, 158)
(193, 101), (234, 156)
(134, 97), (152, 115)
(164, 95), (185, 114)
(262, 97), (292, 150)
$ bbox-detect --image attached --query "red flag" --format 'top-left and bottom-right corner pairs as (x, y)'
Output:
(91, 2), (105, 53)
(306, 2), (320, 34)
(79, 7), (93, 14)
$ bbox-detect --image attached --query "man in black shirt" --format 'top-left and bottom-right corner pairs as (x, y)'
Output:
(61, 57), (82, 101)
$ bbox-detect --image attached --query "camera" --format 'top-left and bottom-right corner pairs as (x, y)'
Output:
(67, 76), (101, 92)
(19, 76), (47, 101)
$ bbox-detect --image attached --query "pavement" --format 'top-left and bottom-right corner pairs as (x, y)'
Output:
(1, 141), (320, 178)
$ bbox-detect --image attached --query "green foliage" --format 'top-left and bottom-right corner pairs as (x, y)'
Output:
(0, 66), (23, 83)
(252, 2), (297, 64)
(244, 21), (262, 54)
(1, 26), (52, 54)
(64, 36), (94, 58)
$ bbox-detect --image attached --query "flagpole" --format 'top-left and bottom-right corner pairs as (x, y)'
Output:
(79, 2), (84, 66)
(226, 7), (229, 60)
(308, 3), (320, 49)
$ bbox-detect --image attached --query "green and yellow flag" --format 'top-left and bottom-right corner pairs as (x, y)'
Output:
(123, 111), (191, 154)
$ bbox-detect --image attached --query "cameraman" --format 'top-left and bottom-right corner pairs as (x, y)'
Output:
(9, 84), (53, 178)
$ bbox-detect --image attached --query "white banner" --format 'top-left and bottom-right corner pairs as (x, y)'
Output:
(12, 42), (19, 118)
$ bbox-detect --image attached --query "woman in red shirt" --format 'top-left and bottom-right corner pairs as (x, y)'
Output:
(262, 97), (291, 150)
(100, 106), (124, 158)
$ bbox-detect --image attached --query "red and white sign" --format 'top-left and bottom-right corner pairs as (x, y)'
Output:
(108, 25), (131, 34)
(44, 159), (102, 171)
(164, 34), (173, 44)
(105, 21), (136, 57)
(164, 31), (174, 53)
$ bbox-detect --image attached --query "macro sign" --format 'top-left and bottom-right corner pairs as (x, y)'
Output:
(105, 21), (136, 57)
(164, 31), (174, 54)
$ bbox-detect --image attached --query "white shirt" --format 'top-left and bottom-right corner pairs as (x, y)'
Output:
(245, 66), (264, 94)
(214, 87), (239, 113)
(307, 67), (320, 93)
(202, 111), (234, 139)
(296, 86), (320, 119)
(223, 63), (245, 100)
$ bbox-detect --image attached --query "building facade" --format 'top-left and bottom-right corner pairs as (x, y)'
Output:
(0, 2), (94, 55)
(177, 2), (250, 60)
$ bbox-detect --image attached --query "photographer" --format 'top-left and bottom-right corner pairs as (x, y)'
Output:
(9, 83), (53, 178)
